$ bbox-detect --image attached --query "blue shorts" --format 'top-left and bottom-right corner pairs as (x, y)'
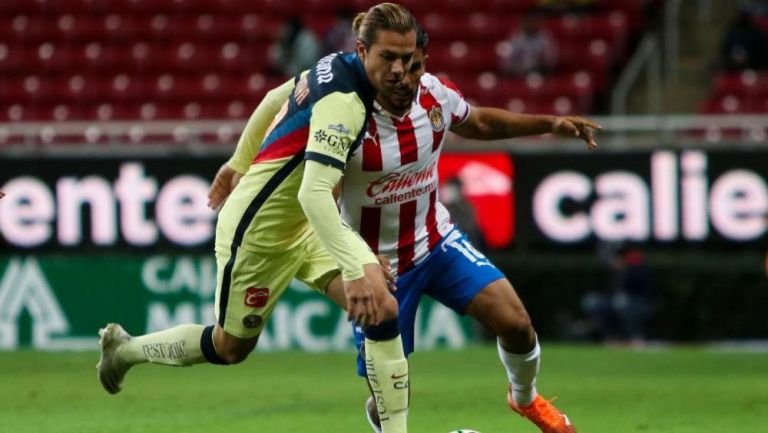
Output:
(353, 228), (505, 376)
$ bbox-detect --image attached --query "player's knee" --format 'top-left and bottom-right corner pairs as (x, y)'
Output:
(216, 343), (255, 365)
(378, 294), (399, 321)
(212, 331), (258, 365)
(496, 312), (534, 345)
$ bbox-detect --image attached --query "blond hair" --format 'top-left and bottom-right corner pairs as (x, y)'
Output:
(352, 2), (416, 48)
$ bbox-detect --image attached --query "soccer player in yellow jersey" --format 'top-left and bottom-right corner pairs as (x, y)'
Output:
(97, 4), (415, 433)
(209, 25), (601, 433)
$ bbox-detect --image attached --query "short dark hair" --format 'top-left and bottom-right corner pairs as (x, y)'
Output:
(416, 25), (429, 52)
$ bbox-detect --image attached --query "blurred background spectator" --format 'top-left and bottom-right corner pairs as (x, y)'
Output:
(270, 17), (320, 77)
(580, 244), (658, 345)
(740, 0), (768, 16)
(498, 14), (559, 77)
(720, 11), (768, 71)
(322, 9), (357, 55)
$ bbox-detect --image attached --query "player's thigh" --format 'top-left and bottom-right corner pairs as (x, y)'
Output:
(427, 229), (506, 314)
(215, 245), (302, 339)
(464, 277), (532, 334)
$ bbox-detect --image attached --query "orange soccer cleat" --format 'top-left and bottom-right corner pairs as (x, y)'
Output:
(507, 387), (577, 433)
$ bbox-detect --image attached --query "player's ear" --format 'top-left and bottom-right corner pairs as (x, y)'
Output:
(356, 40), (367, 61)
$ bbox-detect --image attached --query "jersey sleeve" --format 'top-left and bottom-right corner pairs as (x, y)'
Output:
(227, 76), (298, 173)
(438, 77), (471, 126)
(298, 159), (377, 281)
(304, 91), (367, 170)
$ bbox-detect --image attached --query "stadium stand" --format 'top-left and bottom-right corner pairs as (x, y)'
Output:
(0, 0), (657, 122)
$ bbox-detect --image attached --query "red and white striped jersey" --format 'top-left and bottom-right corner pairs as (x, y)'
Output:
(339, 73), (470, 276)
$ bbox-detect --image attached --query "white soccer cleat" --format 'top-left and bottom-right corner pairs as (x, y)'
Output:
(96, 323), (132, 395)
(365, 396), (382, 433)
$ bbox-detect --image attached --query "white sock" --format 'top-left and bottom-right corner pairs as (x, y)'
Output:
(117, 324), (207, 367)
(497, 336), (540, 407)
(365, 336), (409, 433)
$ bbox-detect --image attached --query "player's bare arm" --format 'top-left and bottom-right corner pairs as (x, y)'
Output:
(450, 107), (601, 149)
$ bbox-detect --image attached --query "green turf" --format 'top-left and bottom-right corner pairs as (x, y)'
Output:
(1, 345), (766, 433)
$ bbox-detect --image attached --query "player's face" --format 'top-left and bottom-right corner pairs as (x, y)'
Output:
(381, 48), (426, 115)
(358, 29), (416, 98)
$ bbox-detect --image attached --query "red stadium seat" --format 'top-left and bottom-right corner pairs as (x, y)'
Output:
(106, 74), (151, 103)
(486, 0), (537, 13)
(699, 94), (756, 114)
(0, 0), (651, 120)
(32, 42), (74, 73)
(0, 43), (32, 73)
(1, 15), (56, 43)
(54, 15), (105, 41)
(173, 42), (216, 73)
(713, 70), (768, 99)
(420, 13), (463, 41)
(238, 14), (284, 42)
(465, 13), (519, 41)
(216, 42), (271, 72)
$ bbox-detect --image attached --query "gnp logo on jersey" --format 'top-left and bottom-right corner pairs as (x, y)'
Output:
(428, 106), (445, 132)
(314, 129), (352, 157)
(244, 287), (270, 308)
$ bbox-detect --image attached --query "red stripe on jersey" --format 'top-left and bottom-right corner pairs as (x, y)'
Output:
(436, 77), (469, 126)
(360, 206), (381, 254)
(397, 200), (417, 275)
(437, 77), (464, 96)
(418, 87), (445, 152)
(426, 190), (441, 251)
(393, 116), (418, 165)
(253, 126), (308, 163)
(362, 121), (382, 171)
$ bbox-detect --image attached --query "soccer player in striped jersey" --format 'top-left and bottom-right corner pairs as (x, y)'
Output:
(98, 5), (416, 433)
(208, 26), (599, 433)
(342, 29), (599, 433)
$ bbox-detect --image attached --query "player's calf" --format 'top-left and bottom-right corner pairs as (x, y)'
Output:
(364, 317), (409, 433)
(96, 323), (241, 395)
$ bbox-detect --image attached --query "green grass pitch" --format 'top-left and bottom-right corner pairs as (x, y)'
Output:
(1, 345), (766, 433)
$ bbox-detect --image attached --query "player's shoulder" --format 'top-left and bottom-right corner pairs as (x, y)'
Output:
(420, 73), (465, 98)
(308, 52), (371, 102)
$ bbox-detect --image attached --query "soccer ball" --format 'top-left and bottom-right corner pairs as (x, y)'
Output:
(449, 430), (481, 433)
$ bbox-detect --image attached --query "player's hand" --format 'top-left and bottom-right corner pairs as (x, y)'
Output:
(344, 264), (388, 326)
(552, 116), (602, 150)
(207, 164), (243, 210)
(376, 255), (397, 293)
